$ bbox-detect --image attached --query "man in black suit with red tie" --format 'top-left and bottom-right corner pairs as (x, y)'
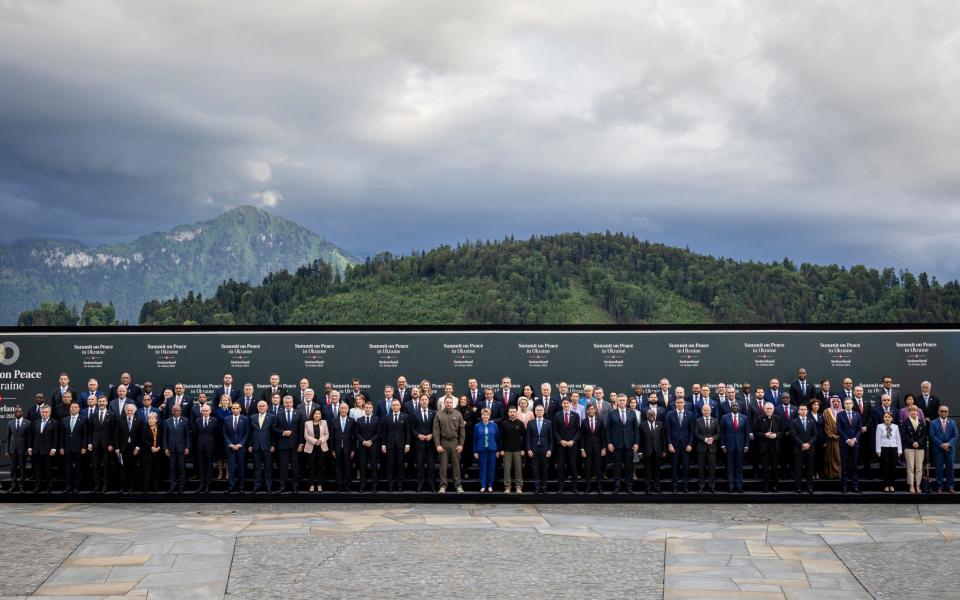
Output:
(553, 397), (580, 493)
(495, 376), (517, 408)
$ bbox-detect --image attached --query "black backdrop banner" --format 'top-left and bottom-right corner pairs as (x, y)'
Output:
(0, 328), (955, 426)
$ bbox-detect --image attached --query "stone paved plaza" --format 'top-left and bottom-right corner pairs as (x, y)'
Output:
(0, 502), (958, 599)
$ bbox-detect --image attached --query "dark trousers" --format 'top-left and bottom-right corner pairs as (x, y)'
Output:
(555, 444), (577, 487)
(531, 451), (549, 491)
(62, 452), (81, 491)
(386, 448), (405, 489)
(226, 448), (245, 491)
(840, 442), (860, 489)
(357, 445), (378, 489)
(32, 453), (53, 491)
(793, 448), (815, 491)
(670, 447), (691, 490)
(334, 449), (352, 490)
(196, 447), (215, 490)
(306, 450), (324, 487)
(611, 447), (633, 490)
(252, 449), (272, 491)
(141, 452), (161, 492)
(91, 446), (111, 491)
(725, 449), (744, 491)
(933, 447), (956, 490)
(9, 452), (26, 489)
(168, 452), (186, 491)
(879, 446), (898, 487)
(276, 448), (299, 490)
(759, 445), (779, 489)
(583, 449), (603, 489)
(643, 452), (662, 492)
(120, 449), (139, 491)
(860, 429), (874, 476)
(414, 445), (435, 489)
(697, 449), (716, 491)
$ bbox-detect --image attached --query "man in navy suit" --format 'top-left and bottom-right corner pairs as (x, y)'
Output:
(764, 378), (782, 406)
(409, 395), (436, 492)
(107, 372), (143, 405)
(330, 402), (356, 492)
(789, 368), (816, 407)
(776, 393), (797, 480)
(790, 404), (818, 493)
(247, 401), (274, 493)
(27, 393), (50, 422)
(836, 398), (862, 493)
(223, 403), (248, 493)
(717, 387), (737, 419)
(665, 391), (694, 493)
(553, 397), (580, 493)
(79, 378), (104, 408)
(477, 387), (505, 424)
(355, 402), (380, 492)
(139, 395), (161, 425)
(273, 396), (303, 493)
(837, 377), (855, 403)
(656, 378), (674, 410)
(239, 383), (258, 416)
(214, 373), (242, 407)
(534, 383), (560, 421)
(192, 404), (219, 493)
(495, 376), (517, 408)
(164, 383), (192, 419)
(719, 401), (749, 493)
(873, 394), (899, 426)
(28, 406), (59, 493)
(526, 404), (553, 494)
(60, 402), (87, 494)
(164, 404), (191, 494)
(607, 395), (639, 493)
(929, 405), (958, 493)
(374, 385), (397, 420)
(379, 399), (410, 492)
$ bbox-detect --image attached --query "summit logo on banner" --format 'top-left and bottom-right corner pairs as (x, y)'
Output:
(0, 341), (20, 366)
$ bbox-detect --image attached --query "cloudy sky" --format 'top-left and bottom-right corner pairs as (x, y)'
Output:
(2, 1), (959, 277)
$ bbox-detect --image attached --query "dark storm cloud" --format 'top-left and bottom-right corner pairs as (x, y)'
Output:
(1, 1), (958, 276)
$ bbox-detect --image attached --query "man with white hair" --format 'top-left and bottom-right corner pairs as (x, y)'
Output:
(917, 381), (940, 420)
(534, 382), (559, 420)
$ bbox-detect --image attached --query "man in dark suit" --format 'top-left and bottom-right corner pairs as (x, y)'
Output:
(873, 394), (899, 426)
(5, 406), (29, 493)
(534, 383), (560, 421)
(27, 393), (50, 422)
(693, 384), (719, 421)
(163, 404), (191, 494)
(791, 404), (817, 493)
(28, 406), (59, 493)
(477, 388), (505, 424)
(851, 386), (875, 478)
(223, 403), (248, 494)
(409, 395), (436, 492)
(260, 373), (290, 405)
(163, 383), (192, 419)
(836, 398), (862, 493)
(86, 396), (115, 494)
(355, 402), (380, 492)
(273, 396), (303, 494)
(51, 372), (77, 408)
(815, 379), (833, 408)
(665, 393), (694, 493)
(717, 387), (737, 420)
(775, 393), (797, 480)
(720, 402), (749, 493)
(193, 404), (219, 493)
(735, 382), (753, 405)
(379, 399), (410, 492)
(930, 405), (958, 493)
(694, 404), (720, 493)
(917, 381), (941, 420)
(764, 379), (782, 406)
(639, 392), (666, 422)
(553, 397), (580, 493)
(214, 373), (242, 407)
(116, 404), (143, 493)
(107, 372), (143, 405)
(392, 376), (409, 406)
(878, 375), (901, 410)
(138, 395), (162, 425)
(109, 385), (138, 417)
(330, 402), (356, 492)
(374, 386), (397, 420)
(607, 395), (639, 494)
(656, 378), (674, 410)
(789, 368), (816, 407)
(239, 383), (258, 416)
(526, 404), (553, 494)
(638, 407), (666, 494)
(247, 400), (274, 493)
(495, 377), (517, 408)
(79, 378), (104, 411)
(753, 402), (783, 492)
(837, 377), (855, 403)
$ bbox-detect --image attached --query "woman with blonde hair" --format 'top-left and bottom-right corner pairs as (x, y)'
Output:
(303, 407), (330, 492)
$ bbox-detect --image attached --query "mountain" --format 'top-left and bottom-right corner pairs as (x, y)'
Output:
(135, 233), (960, 325)
(2, 206), (357, 324)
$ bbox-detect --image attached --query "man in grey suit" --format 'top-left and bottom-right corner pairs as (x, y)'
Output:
(694, 404), (720, 493)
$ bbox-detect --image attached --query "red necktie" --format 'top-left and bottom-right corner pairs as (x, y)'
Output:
(943, 420), (947, 433)
(590, 419), (595, 432)
(565, 413), (569, 428)
(734, 415), (738, 431)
